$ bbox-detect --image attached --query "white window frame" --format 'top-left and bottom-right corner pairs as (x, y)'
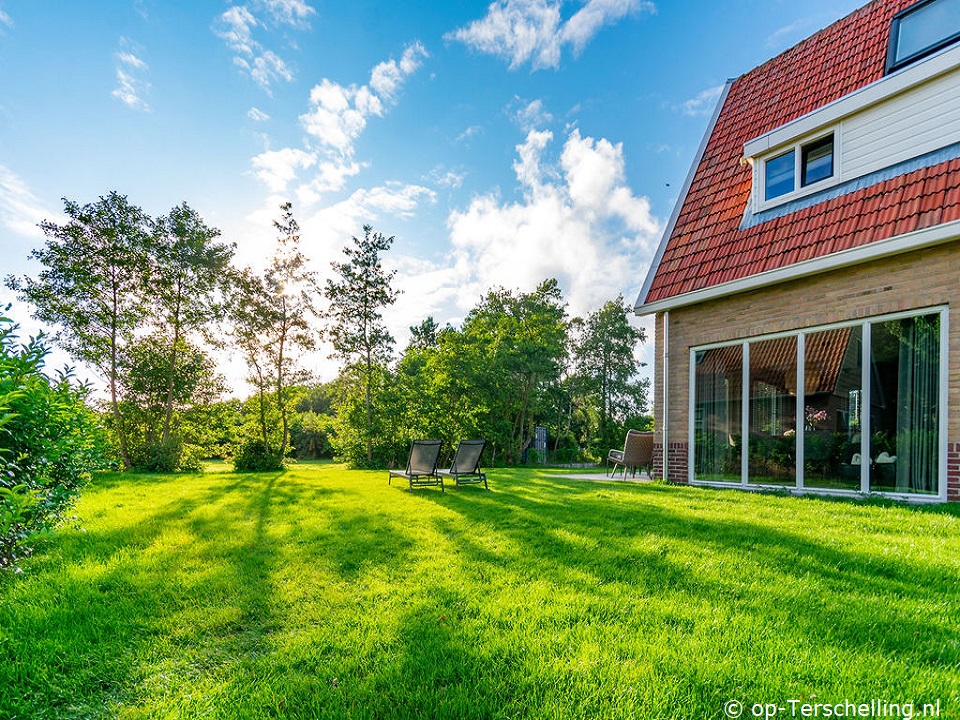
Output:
(755, 129), (841, 211)
(688, 306), (949, 502)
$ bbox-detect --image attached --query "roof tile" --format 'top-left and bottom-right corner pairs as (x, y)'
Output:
(645, 0), (960, 304)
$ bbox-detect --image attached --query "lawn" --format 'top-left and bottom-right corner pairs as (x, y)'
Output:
(2, 463), (959, 719)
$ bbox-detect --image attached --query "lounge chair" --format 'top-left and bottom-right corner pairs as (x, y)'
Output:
(389, 439), (444, 491)
(607, 430), (654, 479)
(438, 439), (488, 489)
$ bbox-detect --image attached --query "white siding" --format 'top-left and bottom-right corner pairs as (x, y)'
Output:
(842, 67), (960, 179)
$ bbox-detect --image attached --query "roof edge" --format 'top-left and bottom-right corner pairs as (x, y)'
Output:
(635, 218), (960, 316)
(633, 79), (735, 314)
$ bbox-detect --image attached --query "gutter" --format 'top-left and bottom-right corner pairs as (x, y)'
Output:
(635, 218), (960, 315)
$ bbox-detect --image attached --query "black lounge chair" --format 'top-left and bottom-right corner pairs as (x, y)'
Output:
(389, 439), (444, 491)
(438, 439), (489, 489)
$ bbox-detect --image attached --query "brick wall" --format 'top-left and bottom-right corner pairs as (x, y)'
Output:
(949, 443), (960, 502)
(649, 242), (960, 500)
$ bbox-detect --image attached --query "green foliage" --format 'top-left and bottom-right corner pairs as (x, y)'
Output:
(232, 439), (284, 472)
(230, 203), (316, 460)
(119, 333), (226, 472)
(568, 296), (649, 456)
(324, 225), (399, 464)
(4, 192), (152, 467)
(0, 314), (107, 569)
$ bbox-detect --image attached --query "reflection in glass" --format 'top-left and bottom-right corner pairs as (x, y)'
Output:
(869, 314), (940, 494)
(694, 346), (742, 483)
(803, 327), (863, 490)
(748, 337), (797, 486)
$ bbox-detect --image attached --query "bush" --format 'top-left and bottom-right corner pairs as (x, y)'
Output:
(0, 315), (107, 570)
(130, 436), (204, 474)
(232, 439), (284, 472)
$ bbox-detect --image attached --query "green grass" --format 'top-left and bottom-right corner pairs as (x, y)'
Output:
(2, 462), (959, 719)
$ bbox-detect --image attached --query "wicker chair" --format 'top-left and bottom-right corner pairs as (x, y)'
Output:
(606, 430), (654, 479)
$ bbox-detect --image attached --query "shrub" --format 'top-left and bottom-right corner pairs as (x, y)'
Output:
(232, 439), (284, 472)
(0, 314), (107, 569)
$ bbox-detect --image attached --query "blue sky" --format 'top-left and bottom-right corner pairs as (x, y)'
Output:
(0, 0), (864, 386)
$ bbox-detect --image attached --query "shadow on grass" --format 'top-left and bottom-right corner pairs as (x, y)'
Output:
(415, 473), (960, 674)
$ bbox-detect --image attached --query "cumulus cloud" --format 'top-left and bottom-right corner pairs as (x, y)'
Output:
(111, 41), (150, 111)
(251, 148), (317, 192)
(250, 43), (428, 202)
(447, 0), (654, 70)
(214, 0), (314, 91)
(680, 84), (724, 117)
(444, 128), (660, 317)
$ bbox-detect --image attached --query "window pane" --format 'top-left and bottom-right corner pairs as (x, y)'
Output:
(748, 337), (797, 486)
(765, 150), (795, 200)
(694, 346), (742, 483)
(869, 314), (940, 495)
(801, 135), (834, 186)
(803, 327), (863, 491)
(893, 0), (960, 68)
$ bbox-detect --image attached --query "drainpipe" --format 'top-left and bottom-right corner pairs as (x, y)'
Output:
(662, 310), (669, 482)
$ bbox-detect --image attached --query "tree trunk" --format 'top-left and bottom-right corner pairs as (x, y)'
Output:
(365, 348), (373, 464)
(109, 293), (131, 469)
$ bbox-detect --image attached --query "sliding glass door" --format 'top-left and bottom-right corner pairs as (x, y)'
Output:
(690, 308), (945, 498)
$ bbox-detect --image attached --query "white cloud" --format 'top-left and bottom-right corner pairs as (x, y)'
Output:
(251, 148), (317, 192)
(512, 97), (553, 131)
(112, 42), (150, 111)
(680, 84), (724, 117)
(248, 107), (271, 122)
(443, 128), (660, 318)
(249, 43), (428, 203)
(214, 1), (315, 91)
(0, 8), (11, 30)
(447, 0), (653, 70)
(0, 164), (55, 240)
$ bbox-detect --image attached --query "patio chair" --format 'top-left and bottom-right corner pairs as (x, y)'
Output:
(438, 439), (489, 489)
(389, 439), (444, 492)
(606, 430), (654, 479)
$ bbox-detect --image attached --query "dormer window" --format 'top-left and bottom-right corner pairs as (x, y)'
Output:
(887, 0), (960, 73)
(762, 133), (835, 203)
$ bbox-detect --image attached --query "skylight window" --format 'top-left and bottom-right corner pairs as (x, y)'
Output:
(887, 0), (960, 73)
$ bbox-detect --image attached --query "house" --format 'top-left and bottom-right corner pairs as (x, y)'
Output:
(634, 0), (960, 502)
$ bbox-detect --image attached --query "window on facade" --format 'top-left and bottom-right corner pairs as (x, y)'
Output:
(690, 310), (943, 497)
(887, 0), (960, 73)
(763, 134), (834, 202)
(747, 337), (797, 486)
(693, 346), (742, 483)
(764, 150), (795, 200)
(869, 314), (940, 494)
(803, 327), (862, 492)
(801, 135), (834, 187)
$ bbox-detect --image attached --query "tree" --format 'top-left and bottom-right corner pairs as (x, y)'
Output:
(323, 225), (399, 465)
(5, 192), (151, 468)
(571, 296), (648, 453)
(459, 279), (568, 463)
(150, 203), (234, 446)
(118, 333), (226, 471)
(230, 202), (316, 467)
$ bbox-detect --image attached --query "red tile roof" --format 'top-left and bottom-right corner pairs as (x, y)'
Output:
(643, 0), (960, 304)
